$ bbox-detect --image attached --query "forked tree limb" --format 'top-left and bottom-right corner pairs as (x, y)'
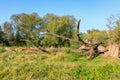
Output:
(77, 19), (89, 46)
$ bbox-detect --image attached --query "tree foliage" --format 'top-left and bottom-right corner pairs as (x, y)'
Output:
(10, 13), (42, 46)
(107, 15), (120, 44)
(1, 12), (117, 49)
(0, 26), (4, 43)
(3, 22), (14, 42)
(41, 14), (76, 47)
(81, 29), (108, 46)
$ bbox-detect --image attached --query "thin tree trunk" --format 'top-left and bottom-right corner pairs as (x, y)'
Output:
(87, 46), (94, 59)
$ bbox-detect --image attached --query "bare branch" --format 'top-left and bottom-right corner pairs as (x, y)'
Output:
(77, 19), (89, 46)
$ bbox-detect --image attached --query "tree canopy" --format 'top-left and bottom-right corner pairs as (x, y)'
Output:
(41, 14), (76, 47)
(0, 12), (120, 49)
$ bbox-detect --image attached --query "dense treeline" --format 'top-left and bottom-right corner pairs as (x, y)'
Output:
(0, 13), (77, 47)
(0, 13), (120, 48)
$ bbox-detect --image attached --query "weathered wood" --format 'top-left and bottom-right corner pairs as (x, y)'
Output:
(77, 20), (88, 46)
(104, 43), (119, 58)
(88, 46), (95, 59)
(38, 46), (51, 54)
(77, 20), (98, 58)
(98, 45), (108, 53)
(79, 45), (90, 51)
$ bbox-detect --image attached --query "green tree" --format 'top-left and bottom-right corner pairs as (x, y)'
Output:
(110, 22), (120, 44)
(10, 13), (43, 46)
(81, 29), (108, 46)
(104, 15), (120, 58)
(41, 14), (76, 47)
(0, 26), (5, 44)
(3, 21), (14, 46)
(107, 15), (120, 44)
(114, 20), (120, 43)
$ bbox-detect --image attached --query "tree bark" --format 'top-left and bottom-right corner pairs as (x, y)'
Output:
(104, 43), (119, 58)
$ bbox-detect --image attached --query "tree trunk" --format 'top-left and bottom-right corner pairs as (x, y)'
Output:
(87, 46), (94, 59)
(104, 43), (119, 58)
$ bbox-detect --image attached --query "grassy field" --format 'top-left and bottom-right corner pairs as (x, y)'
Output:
(0, 47), (120, 80)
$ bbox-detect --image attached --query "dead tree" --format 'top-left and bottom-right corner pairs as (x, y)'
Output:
(77, 20), (104, 59)
(44, 19), (105, 59)
(104, 43), (119, 58)
(104, 30), (120, 58)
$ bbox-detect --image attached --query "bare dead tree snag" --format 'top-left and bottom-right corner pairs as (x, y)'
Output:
(77, 19), (94, 58)
(77, 20), (104, 59)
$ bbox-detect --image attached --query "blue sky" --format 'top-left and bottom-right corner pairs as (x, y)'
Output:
(0, 0), (120, 32)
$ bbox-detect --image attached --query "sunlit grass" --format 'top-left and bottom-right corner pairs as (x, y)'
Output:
(0, 47), (120, 80)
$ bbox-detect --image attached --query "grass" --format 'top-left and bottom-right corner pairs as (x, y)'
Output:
(0, 48), (6, 53)
(0, 47), (120, 80)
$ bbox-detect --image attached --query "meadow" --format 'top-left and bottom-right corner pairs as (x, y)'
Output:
(0, 47), (120, 80)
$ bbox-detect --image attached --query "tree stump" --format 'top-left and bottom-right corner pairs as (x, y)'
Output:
(104, 43), (119, 58)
